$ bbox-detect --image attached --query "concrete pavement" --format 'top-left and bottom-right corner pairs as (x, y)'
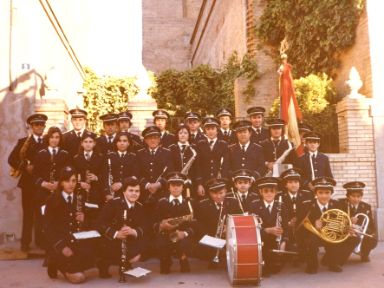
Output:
(0, 243), (383, 288)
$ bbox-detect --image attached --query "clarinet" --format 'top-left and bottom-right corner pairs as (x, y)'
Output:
(108, 157), (114, 198)
(76, 174), (83, 232)
(275, 196), (283, 250)
(119, 209), (128, 283)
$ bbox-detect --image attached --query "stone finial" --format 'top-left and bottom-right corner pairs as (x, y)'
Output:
(134, 65), (152, 101)
(346, 67), (364, 99)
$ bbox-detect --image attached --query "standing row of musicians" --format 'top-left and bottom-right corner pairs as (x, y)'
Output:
(8, 107), (376, 284)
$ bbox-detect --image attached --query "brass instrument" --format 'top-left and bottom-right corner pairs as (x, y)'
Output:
(168, 199), (194, 243)
(299, 209), (373, 244)
(10, 134), (33, 178)
(353, 213), (370, 254)
(180, 145), (197, 176)
(76, 174), (83, 232)
(213, 204), (226, 263)
(217, 157), (224, 179)
(119, 209), (128, 283)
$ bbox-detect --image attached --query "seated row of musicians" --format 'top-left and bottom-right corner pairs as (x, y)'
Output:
(43, 165), (377, 283)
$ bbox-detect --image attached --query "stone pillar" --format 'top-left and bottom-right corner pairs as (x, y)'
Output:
(367, 0), (384, 240)
(35, 98), (69, 130)
(128, 98), (157, 134)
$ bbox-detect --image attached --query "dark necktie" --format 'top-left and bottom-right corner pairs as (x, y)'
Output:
(241, 194), (246, 203)
(241, 144), (246, 153)
(267, 204), (271, 214)
(172, 199), (180, 206)
(257, 129), (261, 135)
(67, 195), (72, 207)
(120, 153), (125, 159)
(77, 132), (81, 138)
(312, 153), (316, 162)
(351, 205), (357, 215)
(85, 152), (90, 161)
(181, 144), (186, 153)
(322, 207), (327, 213)
(108, 136), (113, 144)
(273, 140), (279, 147)
(38, 137), (42, 144)
(150, 150), (155, 156)
(292, 196), (296, 204)
(191, 134), (195, 141)
(224, 131), (228, 136)
(52, 148), (57, 156)
(209, 140), (214, 150)
(217, 203), (222, 211)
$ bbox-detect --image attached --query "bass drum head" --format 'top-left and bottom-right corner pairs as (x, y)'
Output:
(226, 215), (236, 285)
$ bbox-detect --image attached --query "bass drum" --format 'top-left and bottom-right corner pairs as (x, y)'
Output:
(226, 215), (262, 286)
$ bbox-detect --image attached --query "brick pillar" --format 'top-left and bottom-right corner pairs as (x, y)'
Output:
(336, 97), (373, 153)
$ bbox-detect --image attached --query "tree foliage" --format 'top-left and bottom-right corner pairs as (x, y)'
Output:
(151, 53), (259, 116)
(83, 67), (139, 134)
(257, 0), (365, 77)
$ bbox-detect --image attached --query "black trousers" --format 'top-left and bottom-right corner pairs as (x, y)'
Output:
(304, 234), (359, 269)
(262, 237), (284, 274)
(20, 185), (40, 247)
(156, 234), (193, 260)
(359, 235), (378, 257)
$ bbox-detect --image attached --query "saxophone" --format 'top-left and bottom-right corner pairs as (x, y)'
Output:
(119, 209), (128, 283)
(168, 199), (195, 242)
(10, 134), (33, 178)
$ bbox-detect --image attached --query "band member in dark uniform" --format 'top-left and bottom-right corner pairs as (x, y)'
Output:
(296, 177), (358, 274)
(136, 126), (174, 208)
(62, 108), (96, 158)
(96, 177), (148, 280)
(296, 123), (313, 157)
(297, 131), (333, 190)
(104, 132), (138, 202)
(168, 124), (198, 197)
(154, 172), (197, 274)
(339, 181), (377, 262)
(34, 126), (71, 248)
(216, 108), (236, 144)
(96, 113), (118, 155)
(8, 113), (47, 251)
(73, 132), (105, 220)
(153, 109), (176, 148)
(184, 111), (205, 144)
(249, 177), (289, 277)
(247, 106), (269, 144)
(228, 120), (265, 180)
(117, 111), (143, 151)
(278, 168), (312, 262)
(231, 169), (259, 213)
(196, 178), (241, 268)
(44, 166), (95, 284)
(260, 118), (298, 172)
(195, 117), (229, 197)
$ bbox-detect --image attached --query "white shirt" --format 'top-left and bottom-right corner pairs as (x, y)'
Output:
(238, 191), (248, 199)
(288, 192), (298, 200)
(215, 202), (223, 210)
(317, 200), (328, 212)
(149, 147), (158, 155)
(169, 195), (183, 204)
(264, 200), (274, 212)
(310, 151), (318, 158)
(61, 191), (73, 203)
(48, 146), (58, 155)
(207, 137), (217, 146)
(33, 134), (43, 143)
(74, 128), (85, 137)
(178, 142), (189, 150)
(239, 141), (250, 151)
(84, 151), (93, 159)
(221, 128), (231, 135)
(105, 133), (116, 142)
(118, 151), (127, 158)
(124, 195), (135, 209)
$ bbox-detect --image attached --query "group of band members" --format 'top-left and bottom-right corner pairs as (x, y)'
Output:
(8, 106), (377, 284)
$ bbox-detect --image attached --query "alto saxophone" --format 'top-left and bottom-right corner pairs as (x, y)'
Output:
(10, 134), (33, 178)
(168, 199), (195, 243)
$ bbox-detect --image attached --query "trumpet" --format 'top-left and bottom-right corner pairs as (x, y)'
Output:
(353, 213), (370, 254)
(213, 204), (226, 263)
(119, 209), (128, 283)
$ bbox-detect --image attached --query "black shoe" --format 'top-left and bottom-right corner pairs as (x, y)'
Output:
(361, 255), (370, 262)
(305, 266), (318, 274)
(47, 263), (58, 279)
(328, 265), (342, 272)
(160, 258), (171, 274)
(208, 260), (219, 269)
(97, 261), (111, 279)
(180, 259), (191, 273)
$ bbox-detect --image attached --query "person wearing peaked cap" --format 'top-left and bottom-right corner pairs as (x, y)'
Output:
(95, 176), (149, 280)
(117, 111), (143, 151)
(153, 170), (197, 274)
(8, 113), (48, 252)
(260, 118), (298, 173)
(195, 178), (241, 268)
(247, 106), (269, 145)
(136, 126), (174, 215)
(44, 166), (96, 283)
(339, 181), (377, 263)
(152, 109), (176, 148)
(216, 108), (236, 144)
(229, 120), (265, 186)
(249, 175), (289, 277)
(231, 169), (260, 213)
(96, 113), (119, 155)
(63, 108), (96, 158)
(296, 176), (358, 274)
(279, 168), (313, 262)
(297, 132), (333, 191)
(195, 118), (230, 198)
(296, 123), (313, 157)
(184, 112), (205, 144)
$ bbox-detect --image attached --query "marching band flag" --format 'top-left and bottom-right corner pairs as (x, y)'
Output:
(278, 58), (303, 149)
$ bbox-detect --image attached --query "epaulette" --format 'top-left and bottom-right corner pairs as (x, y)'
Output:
(228, 143), (236, 149)
(168, 144), (176, 148)
(60, 150), (68, 154)
(301, 189), (311, 194)
(113, 196), (121, 200)
(199, 198), (209, 203)
(302, 199), (312, 204)
(162, 147), (171, 152)
(63, 130), (71, 135)
(218, 139), (227, 144)
(129, 152), (136, 156)
(158, 197), (168, 203)
(38, 148), (47, 153)
(197, 139), (208, 144)
(136, 201), (143, 207)
(260, 139), (269, 145)
(251, 199), (260, 203)
(107, 151), (117, 156)
(137, 148), (146, 153)
(251, 142), (262, 148)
